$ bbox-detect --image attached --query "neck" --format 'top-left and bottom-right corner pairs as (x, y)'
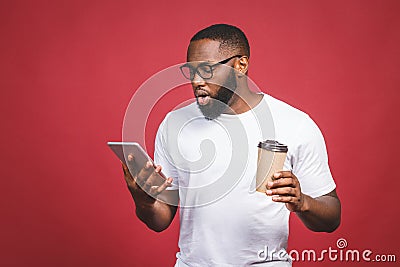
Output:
(225, 81), (263, 115)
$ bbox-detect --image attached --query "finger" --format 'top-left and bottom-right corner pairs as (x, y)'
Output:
(150, 177), (173, 196)
(145, 165), (164, 186)
(268, 178), (296, 189)
(273, 171), (294, 180)
(266, 187), (297, 197)
(271, 195), (296, 203)
(126, 154), (138, 177)
(138, 165), (162, 191)
(122, 162), (128, 174)
(122, 162), (133, 180)
(135, 161), (154, 187)
(122, 163), (138, 189)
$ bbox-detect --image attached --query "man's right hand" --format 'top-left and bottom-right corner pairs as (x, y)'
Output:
(121, 154), (178, 232)
(121, 154), (173, 201)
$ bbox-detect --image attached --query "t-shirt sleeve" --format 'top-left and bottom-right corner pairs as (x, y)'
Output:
(291, 115), (336, 198)
(154, 115), (179, 190)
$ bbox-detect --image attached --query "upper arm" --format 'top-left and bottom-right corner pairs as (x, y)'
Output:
(322, 189), (339, 199)
(292, 116), (336, 198)
(317, 189), (341, 213)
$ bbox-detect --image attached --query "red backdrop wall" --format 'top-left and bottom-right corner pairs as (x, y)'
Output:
(1, 0), (399, 266)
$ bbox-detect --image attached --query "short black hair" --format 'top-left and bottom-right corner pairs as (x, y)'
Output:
(190, 24), (250, 58)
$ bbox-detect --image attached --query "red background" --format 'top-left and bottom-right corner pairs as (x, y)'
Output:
(1, 0), (400, 266)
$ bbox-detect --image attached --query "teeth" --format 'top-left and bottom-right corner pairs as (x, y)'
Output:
(196, 91), (209, 97)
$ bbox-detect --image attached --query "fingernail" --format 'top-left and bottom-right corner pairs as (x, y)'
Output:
(128, 154), (133, 161)
(274, 172), (280, 178)
(272, 196), (280, 201)
(266, 190), (272, 195)
(267, 182), (273, 187)
(145, 161), (152, 168)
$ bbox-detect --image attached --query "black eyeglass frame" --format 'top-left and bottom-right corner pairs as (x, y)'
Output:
(180, 55), (243, 80)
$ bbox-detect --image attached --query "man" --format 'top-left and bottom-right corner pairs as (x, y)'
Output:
(122, 24), (341, 266)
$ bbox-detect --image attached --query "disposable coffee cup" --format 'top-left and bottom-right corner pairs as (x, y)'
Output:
(256, 140), (288, 193)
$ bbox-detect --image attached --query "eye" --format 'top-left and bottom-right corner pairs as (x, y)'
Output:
(199, 65), (212, 74)
(180, 65), (196, 80)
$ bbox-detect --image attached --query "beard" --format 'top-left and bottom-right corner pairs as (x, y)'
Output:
(197, 69), (237, 120)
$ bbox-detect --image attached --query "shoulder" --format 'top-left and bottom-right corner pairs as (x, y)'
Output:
(263, 94), (316, 134)
(263, 94), (310, 123)
(262, 94), (325, 148)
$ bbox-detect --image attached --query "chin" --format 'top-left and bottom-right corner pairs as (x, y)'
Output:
(197, 98), (227, 120)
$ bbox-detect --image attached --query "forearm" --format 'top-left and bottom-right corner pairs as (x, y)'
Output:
(121, 162), (178, 232)
(296, 192), (341, 232)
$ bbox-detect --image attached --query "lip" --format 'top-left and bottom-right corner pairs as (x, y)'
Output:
(195, 89), (211, 105)
(195, 89), (210, 98)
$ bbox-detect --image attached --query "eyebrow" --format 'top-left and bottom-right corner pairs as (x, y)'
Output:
(182, 61), (214, 68)
(186, 55), (242, 64)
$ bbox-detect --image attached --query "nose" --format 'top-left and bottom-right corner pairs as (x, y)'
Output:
(191, 71), (206, 87)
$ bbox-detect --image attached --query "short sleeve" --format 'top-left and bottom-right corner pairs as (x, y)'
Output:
(154, 115), (179, 190)
(291, 116), (336, 198)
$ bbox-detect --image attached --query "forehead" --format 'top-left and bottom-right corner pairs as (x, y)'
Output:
(187, 39), (223, 62)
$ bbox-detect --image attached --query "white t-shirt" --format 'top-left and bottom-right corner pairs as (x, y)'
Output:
(154, 94), (336, 266)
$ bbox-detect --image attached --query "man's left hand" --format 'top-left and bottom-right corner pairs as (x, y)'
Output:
(266, 171), (308, 212)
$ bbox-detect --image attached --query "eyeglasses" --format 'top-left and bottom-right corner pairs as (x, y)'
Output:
(180, 55), (242, 80)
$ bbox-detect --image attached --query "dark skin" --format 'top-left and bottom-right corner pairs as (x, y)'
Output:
(122, 159), (178, 232)
(187, 39), (263, 115)
(267, 171), (341, 232)
(123, 39), (341, 233)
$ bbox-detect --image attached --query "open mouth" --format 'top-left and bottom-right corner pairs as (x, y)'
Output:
(195, 90), (211, 105)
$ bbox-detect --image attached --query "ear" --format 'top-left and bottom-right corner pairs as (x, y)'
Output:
(234, 56), (249, 76)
